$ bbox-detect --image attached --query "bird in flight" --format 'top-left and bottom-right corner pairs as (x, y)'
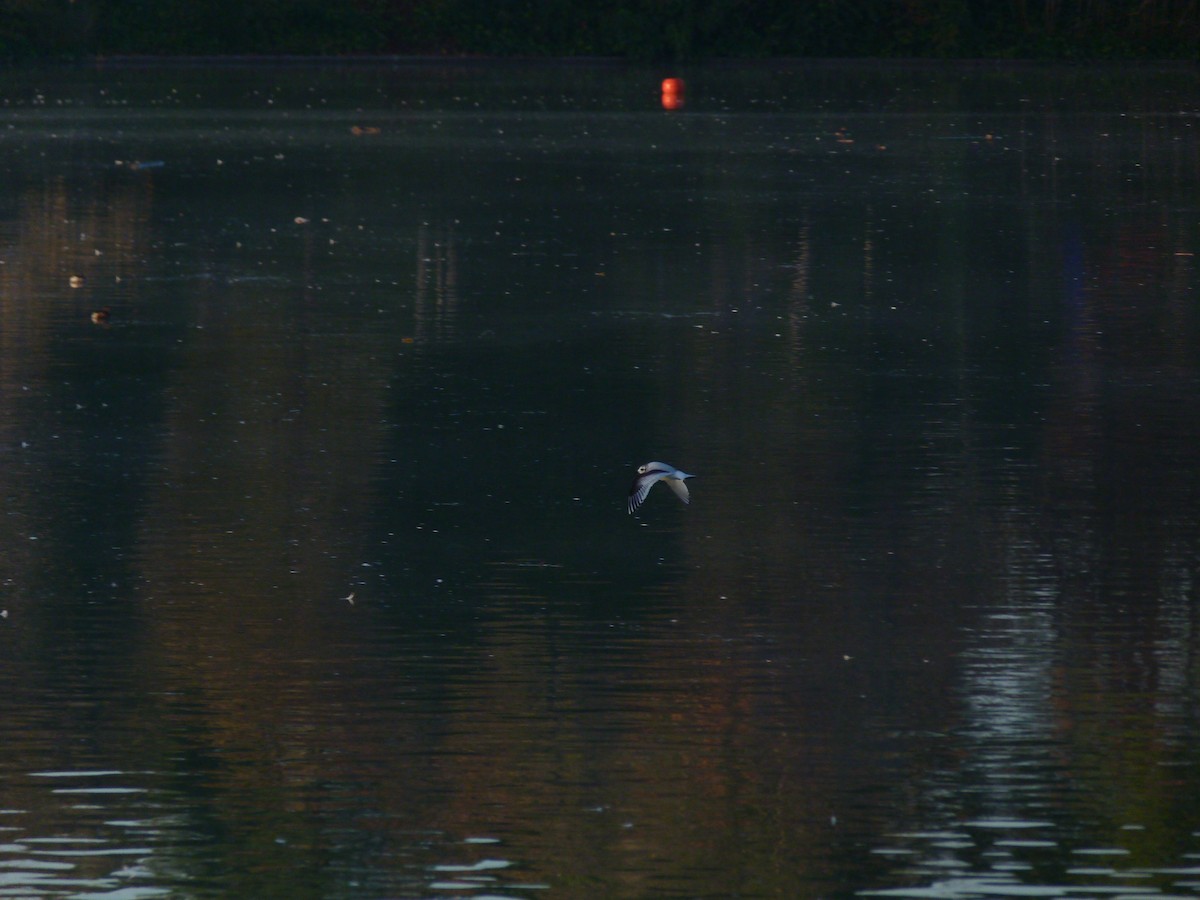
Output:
(628, 461), (694, 514)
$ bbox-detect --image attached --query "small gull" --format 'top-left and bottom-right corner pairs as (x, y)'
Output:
(628, 461), (694, 514)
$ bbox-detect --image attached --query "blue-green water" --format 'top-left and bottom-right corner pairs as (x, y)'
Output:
(1, 60), (1198, 898)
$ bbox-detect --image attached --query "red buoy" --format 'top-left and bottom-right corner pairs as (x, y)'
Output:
(661, 77), (685, 110)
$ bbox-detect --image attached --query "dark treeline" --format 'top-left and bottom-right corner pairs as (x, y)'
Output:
(3, 0), (1199, 60)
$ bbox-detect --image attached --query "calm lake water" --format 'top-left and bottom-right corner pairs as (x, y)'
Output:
(1, 59), (1199, 898)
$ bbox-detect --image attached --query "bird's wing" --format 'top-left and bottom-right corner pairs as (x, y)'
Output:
(628, 472), (662, 514)
(666, 477), (691, 504)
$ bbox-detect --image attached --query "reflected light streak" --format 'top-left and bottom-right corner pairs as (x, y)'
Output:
(414, 221), (460, 343)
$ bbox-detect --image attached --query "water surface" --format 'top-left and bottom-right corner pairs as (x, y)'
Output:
(1, 60), (1198, 898)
